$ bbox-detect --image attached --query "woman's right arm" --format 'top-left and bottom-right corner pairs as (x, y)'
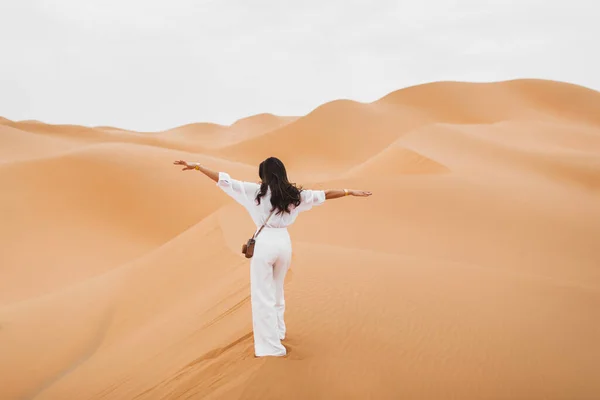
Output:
(295, 187), (371, 213)
(324, 189), (372, 199)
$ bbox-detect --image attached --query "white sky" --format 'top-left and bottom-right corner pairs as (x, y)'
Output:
(1, 0), (598, 131)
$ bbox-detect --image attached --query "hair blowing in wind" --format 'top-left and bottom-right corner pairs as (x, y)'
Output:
(255, 157), (302, 214)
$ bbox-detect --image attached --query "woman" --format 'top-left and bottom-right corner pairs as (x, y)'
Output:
(173, 157), (372, 357)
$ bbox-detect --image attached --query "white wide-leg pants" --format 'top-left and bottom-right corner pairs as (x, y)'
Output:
(249, 228), (292, 357)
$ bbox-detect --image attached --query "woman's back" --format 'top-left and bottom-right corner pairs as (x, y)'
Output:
(216, 172), (326, 229)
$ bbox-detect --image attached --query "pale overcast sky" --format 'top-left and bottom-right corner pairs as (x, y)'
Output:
(1, 0), (598, 131)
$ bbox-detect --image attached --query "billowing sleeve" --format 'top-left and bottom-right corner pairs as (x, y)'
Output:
(216, 172), (258, 207)
(296, 189), (326, 212)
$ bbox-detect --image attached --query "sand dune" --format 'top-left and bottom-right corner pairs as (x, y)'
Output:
(1, 79), (600, 399)
(162, 113), (298, 149)
(216, 100), (422, 180)
(0, 124), (81, 162)
(378, 79), (600, 126)
(342, 141), (450, 177)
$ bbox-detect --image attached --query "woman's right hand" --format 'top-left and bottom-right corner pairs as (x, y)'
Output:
(350, 189), (372, 197)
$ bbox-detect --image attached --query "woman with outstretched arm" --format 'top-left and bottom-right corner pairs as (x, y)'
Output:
(173, 157), (371, 357)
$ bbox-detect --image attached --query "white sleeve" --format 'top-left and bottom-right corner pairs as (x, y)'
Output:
(296, 189), (326, 212)
(216, 172), (259, 207)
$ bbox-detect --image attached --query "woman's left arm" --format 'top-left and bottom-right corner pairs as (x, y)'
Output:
(173, 160), (219, 182)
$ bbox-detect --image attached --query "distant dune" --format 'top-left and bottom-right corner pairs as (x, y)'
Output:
(1, 79), (599, 400)
(162, 113), (298, 149)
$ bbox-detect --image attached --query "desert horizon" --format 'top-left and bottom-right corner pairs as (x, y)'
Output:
(4, 77), (600, 132)
(2, 77), (600, 399)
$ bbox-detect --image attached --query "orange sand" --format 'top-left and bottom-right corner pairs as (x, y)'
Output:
(1, 79), (599, 399)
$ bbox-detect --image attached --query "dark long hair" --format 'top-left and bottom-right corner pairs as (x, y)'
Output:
(255, 157), (302, 214)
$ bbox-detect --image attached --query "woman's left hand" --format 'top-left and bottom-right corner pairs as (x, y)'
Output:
(173, 160), (194, 170)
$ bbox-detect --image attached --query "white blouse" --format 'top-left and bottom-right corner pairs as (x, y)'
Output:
(216, 172), (326, 228)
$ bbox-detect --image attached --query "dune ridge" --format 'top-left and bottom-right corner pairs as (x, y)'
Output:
(1, 78), (600, 400)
